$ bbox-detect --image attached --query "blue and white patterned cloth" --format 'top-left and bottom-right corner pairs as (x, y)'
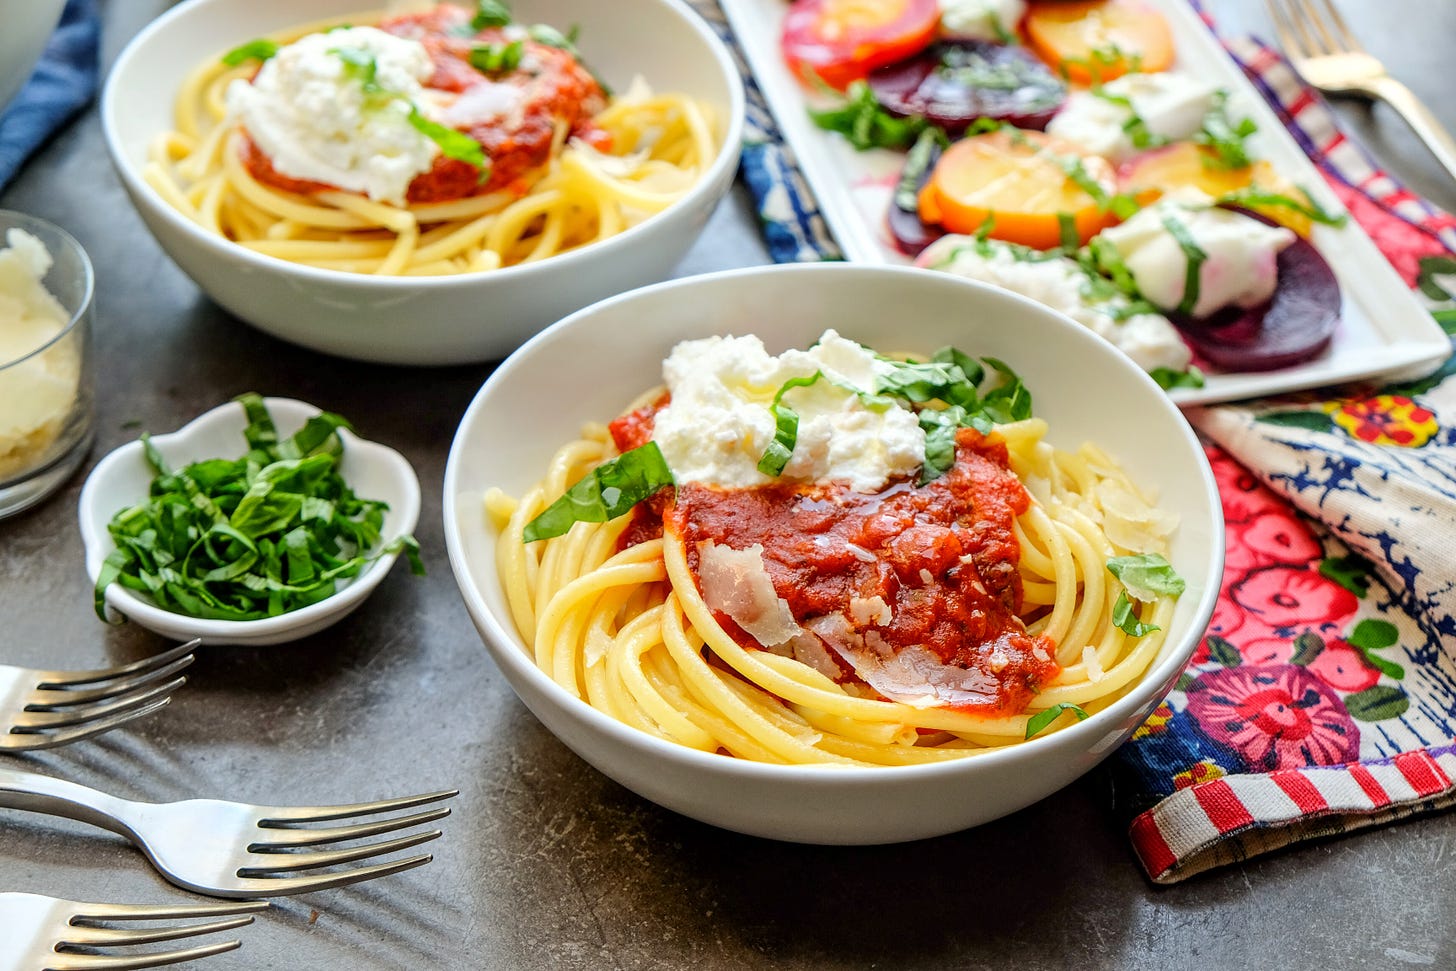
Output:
(0, 0), (100, 193)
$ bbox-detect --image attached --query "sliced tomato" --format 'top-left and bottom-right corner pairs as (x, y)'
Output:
(781, 0), (940, 91)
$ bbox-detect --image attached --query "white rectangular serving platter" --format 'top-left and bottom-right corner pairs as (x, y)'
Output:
(719, 0), (1450, 406)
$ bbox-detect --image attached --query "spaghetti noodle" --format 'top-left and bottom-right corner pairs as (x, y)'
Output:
(485, 336), (1183, 766)
(144, 6), (718, 276)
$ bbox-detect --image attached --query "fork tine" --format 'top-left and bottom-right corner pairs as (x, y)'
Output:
(35, 640), (200, 689)
(31, 657), (194, 708)
(239, 829), (442, 876)
(0, 697), (175, 751)
(249, 806), (452, 849)
(1315, 0), (1365, 53)
(64, 915), (259, 948)
(233, 851), (435, 896)
(70, 900), (269, 922)
(1265, 0), (1306, 59)
(45, 939), (241, 970)
(1270, 0), (1325, 57)
(258, 788), (458, 824)
(14, 677), (186, 730)
(1295, 0), (1341, 55)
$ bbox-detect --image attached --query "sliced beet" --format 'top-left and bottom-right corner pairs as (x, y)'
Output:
(888, 198), (946, 256)
(887, 129), (946, 256)
(1172, 234), (1341, 372)
(867, 41), (1066, 134)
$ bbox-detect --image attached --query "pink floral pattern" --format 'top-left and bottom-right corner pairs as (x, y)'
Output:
(1122, 447), (1413, 799)
(1185, 665), (1360, 771)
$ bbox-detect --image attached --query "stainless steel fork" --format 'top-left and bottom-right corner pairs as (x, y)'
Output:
(0, 767), (457, 898)
(1267, 0), (1456, 182)
(0, 641), (197, 752)
(1, 893), (266, 971)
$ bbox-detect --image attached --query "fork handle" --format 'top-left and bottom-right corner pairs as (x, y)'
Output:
(1363, 76), (1456, 185)
(0, 766), (142, 841)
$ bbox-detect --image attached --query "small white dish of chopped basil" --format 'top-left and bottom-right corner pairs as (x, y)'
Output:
(78, 395), (422, 646)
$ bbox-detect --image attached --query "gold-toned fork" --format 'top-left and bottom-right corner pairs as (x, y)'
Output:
(1266, 0), (1456, 182)
(1, 893), (266, 971)
(0, 641), (197, 752)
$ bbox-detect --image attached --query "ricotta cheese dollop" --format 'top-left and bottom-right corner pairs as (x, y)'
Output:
(226, 26), (438, 205)
(1046, 72), (1216, 163)
(1099, 190), (1296, 318)
(919, 236), (1192, 374)
(651, 330), (926, 493)
(938, 0), (1027, 41)
(0, 229), (80, 479)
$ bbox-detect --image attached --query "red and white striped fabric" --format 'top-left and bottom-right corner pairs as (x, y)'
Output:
(1132, 745), (1456, 881)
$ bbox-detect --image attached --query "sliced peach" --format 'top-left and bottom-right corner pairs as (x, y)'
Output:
(1118, 142), (1319, 236)
(918, 129), (1117, 250)
(1025, 0), (1174, 85)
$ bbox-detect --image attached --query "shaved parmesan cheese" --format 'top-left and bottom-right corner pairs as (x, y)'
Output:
(845, 542), (877, 563)
(849, 595), (892, 627)
(696, 540), (803, 648)
(807, 613), (1004, 708)
(1098, 479), (1180, 553)
(1082, 645), (1105, 683)
(918, 568), (935, 586)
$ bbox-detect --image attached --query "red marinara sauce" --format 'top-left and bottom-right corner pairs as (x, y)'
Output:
(658, 426), (1059, 717)
(239, 3), (610, 203)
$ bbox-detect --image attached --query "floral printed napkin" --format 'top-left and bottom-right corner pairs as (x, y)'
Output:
(690, 0), (1456, 881)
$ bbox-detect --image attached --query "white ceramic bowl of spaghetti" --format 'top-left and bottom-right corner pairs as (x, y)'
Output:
(444, 263), (1223, 844)
(100, 0), (743, 365)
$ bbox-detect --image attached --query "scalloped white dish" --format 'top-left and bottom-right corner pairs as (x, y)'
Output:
(719, 0), (1449, 406)
(78, 397), (421, 647)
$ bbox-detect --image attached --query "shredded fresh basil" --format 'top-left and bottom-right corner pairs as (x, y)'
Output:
(989, 13), (1016, 46)
(1216, 187), (1348, 228)
(522, 442), (675, 543)
(1194, 89), (1259, 169)
(331, 46), (384, 96)
(472, 0), (514, 29)
(877, 359), (976, 404)
(1025, 702), (1090, 739)
(1418, 255), (1456, 301)
(939, 48), (1025, 91)
(1150, 366), (1206, 391)
(756, 373), (826, 477)
(1112, 592), (1160, 637)
(1054, 153), (1140, 219)
(470, 40), (524, 74)
(94, 394), (424, 623)
(1107, 552), (1186, 600)
(809, 81), (938, 152)
(1056, 43), (1142, 83)
(525, 23), (572, 52)
(750, 349), (1032, 485)
(1091, 85), (1168, 151)
(525, 23), (607, 93)
(1056, 212), (1080, 252)
(1159, 213), (1208, 316)
(222, 39), (279, 66)
(894, 127), (950, 211)
(407, 107), (490, 180)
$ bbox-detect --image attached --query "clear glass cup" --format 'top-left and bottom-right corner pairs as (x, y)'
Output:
(0, 209), (95, 519)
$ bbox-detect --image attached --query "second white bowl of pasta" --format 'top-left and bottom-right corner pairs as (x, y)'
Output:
(101, 0), (743, 365)
(445, 263), (1223, 844)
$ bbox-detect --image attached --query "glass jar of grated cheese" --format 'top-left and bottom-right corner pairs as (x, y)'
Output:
(0, 210), (94, 519)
